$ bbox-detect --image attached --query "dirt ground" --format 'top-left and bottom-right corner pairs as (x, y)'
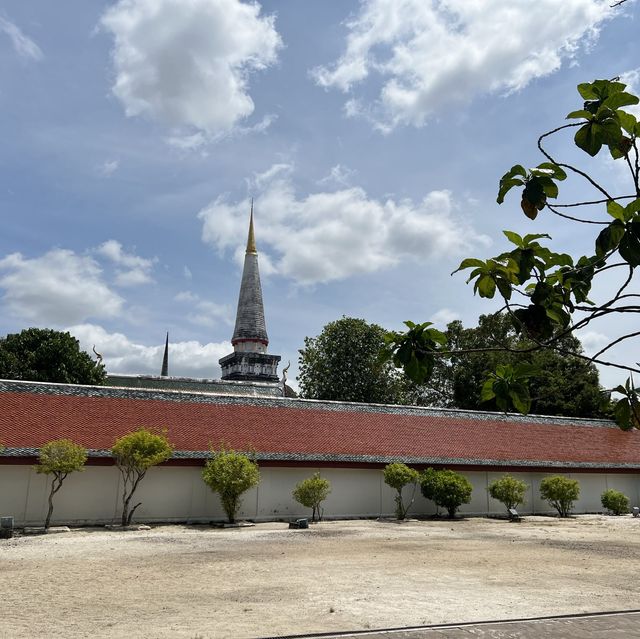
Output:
(2, 516), (640, 639)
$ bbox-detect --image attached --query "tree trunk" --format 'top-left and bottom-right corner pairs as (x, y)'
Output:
(44, 474), (65, 530)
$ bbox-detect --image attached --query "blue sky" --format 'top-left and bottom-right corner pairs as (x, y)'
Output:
(1, 0), (639, 390)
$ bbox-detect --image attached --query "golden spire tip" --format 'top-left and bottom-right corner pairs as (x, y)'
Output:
(246, 199), (257, 254)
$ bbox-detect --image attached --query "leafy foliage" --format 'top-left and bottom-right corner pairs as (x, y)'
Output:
(539, 475), (580, 517)
(420, 468), (473, 519)
(202, 449), (260, 523)
(488, 474), (528, 514)
(292, 473), (331, 522)
(600, 488), (630, 515)
(405, 315), (608, 417)
(112, 428), (173, 526)
(298, 317), (407, 404)
(386, 78), (640, 428)
(383, 462), (419, 520)
(0, 328), (106, 384)
(36, 439), (87, 529)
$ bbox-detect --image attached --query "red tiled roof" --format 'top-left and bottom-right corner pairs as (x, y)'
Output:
(1, 380), (639, 468)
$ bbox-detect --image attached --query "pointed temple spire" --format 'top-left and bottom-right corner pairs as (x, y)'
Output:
(230, 202), (269, 349)
(219, 203), (280, 382)
(160, 332), (169, 377)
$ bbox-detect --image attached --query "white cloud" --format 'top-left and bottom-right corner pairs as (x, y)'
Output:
(620, 68), (640, 118)
(98, 159), (120, 177)
(317, 164), (356, 187)
(313, 0), (612, 130)
(0, 250), (123, 325)
(101, 0), (282, 139)
(578, 330), (609, 353)
(198, 163), (489, 285)
(0, 16), (43, 61)
(95, 240), (156, 286)
(183, 266), (193, 280)
(430, 308), (460, 327)
(175, 291), (233, 327)
(69, 323), (231, 378)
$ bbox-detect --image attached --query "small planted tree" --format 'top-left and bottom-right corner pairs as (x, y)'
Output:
(488, 474), (528, 515)
(421, 468), (473, 519)
(383, 462), (419, 520)
(202, 449), (260, 524)
(112, 428), (172, 526)
(36, 439), (87, 530)
(539, 475), (580, 517)
(292, 472), (331, 522)
(601, 489), (630, 516)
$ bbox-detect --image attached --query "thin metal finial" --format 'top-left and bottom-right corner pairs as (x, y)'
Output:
(246, 199), (257, 254)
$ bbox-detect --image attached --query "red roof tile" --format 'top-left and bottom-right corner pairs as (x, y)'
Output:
(1, 381), (639, 468)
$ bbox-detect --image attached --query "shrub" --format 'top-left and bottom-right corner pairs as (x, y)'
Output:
(293, 473), (331, 522)
(36, 439), (87, 529)
(601, 489), (629, 516)
(202, 449), (260, 523)
(420, 468), (473, 519)
(383, 462), (419, 520)
(488, 474), (528, 514)
(539, 475), (580, 517)
(112, 428), (173, 526)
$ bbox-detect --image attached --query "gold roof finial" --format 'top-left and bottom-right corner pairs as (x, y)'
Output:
(246, 198), (257, 254)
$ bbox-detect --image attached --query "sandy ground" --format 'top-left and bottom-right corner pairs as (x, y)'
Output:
(2, 516), (640, 639)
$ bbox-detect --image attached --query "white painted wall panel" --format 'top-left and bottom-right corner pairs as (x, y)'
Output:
(2, 464), (640, 526)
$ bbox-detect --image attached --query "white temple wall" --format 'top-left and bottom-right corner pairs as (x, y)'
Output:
(1, 464), (639, 526)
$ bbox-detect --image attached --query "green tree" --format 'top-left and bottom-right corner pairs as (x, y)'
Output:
(488, 474), (528, 515)
(112, 429), (173, 526)
(202, 449), (260, 524)
(292, 473), (331, 522)
(298, 317), (406, 404)
(0, 328), (106, 385)
(35, 439), (87, 530)
(383, 462), (419, 520)
(539, 475), (580, 517)
(601, 488), (629, 515)
(385, 78), (640, 430)
(418, 315), (608, 417)
(420, 469), (473, 519)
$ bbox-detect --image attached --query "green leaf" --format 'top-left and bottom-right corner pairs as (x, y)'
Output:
(595, 220), (625, 257)
(574, 122), (603, 156)
(496, 278), (512, 301)
(617, 111), (637, 135)
(618, 223), (640, 267)
(453, 258), (485, 273)
(625, 199), (640, 217)
(603, 92), (639, 110)
(522, 233), (552, 244)
(615, 398), (632, 431)
(513, 363), (539, 378)
(606, 200), (626, 221)
(535, 162), (567, 181)
(566, 109), (593, 120)
(503, 230), (523, 247)
(522, 177), (546, 210)
(476, 275), (496, 298)
(577, 82), (598, 100)
(509, 387), (531, 414)
(480, 379), (496, 402)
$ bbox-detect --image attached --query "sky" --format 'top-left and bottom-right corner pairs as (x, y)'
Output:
(1, 0), (639, 391)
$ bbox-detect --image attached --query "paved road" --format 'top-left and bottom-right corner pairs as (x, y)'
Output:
(271, 611), (640, 639)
